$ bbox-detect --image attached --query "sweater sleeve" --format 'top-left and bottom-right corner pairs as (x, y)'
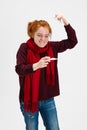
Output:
(15, 43), (34, 76)
(55, 24), (78, 53)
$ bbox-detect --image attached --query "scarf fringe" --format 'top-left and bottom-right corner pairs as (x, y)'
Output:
(24, 103), (38, 113)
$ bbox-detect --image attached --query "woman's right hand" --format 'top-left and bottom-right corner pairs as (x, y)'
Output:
(33, 56), (50, 71)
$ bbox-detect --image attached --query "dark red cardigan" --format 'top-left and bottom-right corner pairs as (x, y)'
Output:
(15, 24), (78, 102)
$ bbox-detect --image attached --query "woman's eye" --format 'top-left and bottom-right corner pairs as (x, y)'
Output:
(37, 34), (49, 38)
(45, 35), (49, 38)
(37, 34), (42, 37)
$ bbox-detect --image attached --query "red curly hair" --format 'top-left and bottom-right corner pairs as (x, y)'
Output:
(27, 20), (52, 38)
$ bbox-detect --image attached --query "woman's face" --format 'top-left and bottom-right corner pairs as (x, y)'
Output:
(33, 27), (50, 48)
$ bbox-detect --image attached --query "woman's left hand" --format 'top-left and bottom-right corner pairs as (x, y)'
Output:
(55, 13), (69, 26)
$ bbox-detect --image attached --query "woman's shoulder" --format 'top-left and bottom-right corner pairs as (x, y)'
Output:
(16, 42), (29, 56)
(49, 41), (59, 48)
(17, 42), (29, 52)
(19, 42), (28, 49)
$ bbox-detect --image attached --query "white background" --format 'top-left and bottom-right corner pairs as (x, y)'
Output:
(0, 0), (87, 130)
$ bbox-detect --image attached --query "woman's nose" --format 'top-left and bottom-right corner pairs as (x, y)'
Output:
(40, 36), (45, 41)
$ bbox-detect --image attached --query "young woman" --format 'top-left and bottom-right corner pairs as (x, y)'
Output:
(15, 14), (78, 130)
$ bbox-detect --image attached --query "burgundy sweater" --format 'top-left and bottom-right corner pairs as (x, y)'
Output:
(15, 24), (78, 102)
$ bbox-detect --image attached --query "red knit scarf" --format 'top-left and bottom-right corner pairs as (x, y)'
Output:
(24, 38), (55, 112)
